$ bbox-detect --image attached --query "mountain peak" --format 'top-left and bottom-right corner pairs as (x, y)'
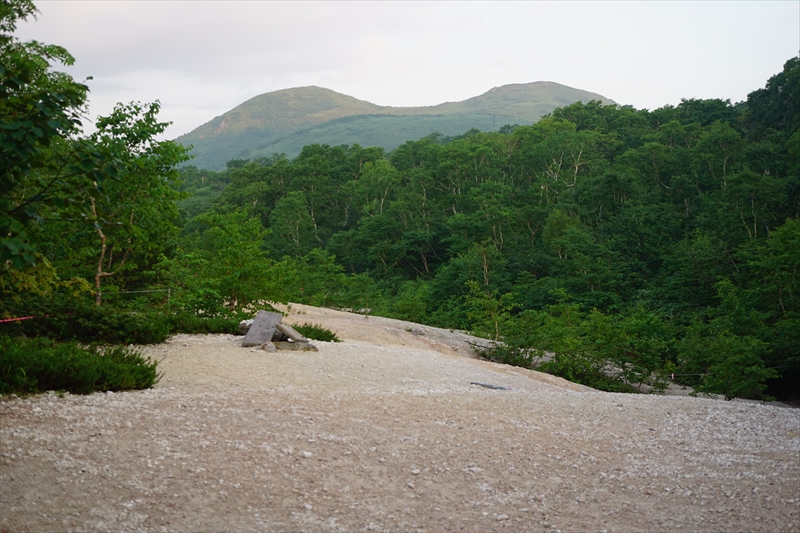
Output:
(177, 82), (614, 170)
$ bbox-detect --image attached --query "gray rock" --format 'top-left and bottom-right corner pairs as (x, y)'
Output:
(273, 341), (318, 352)
(241, 310), (283, 347)
(275, 323), (310, 343)
(238, 319), (254, 335)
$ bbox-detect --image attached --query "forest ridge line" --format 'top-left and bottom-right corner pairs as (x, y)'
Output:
(175, 82), (615, 170)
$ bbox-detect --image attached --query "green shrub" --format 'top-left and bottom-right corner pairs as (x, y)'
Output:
(3, 303), (171, 344)
(539, 356), (636, 393)
(474, 343), (545, 369)
(2, 302), (242, 345)
(0, 336), (160, 395)
(293, 323), (341, 342)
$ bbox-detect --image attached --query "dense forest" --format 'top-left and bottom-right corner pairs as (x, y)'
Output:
(172, 58), (799, 400)
(2, 1), (798, 400)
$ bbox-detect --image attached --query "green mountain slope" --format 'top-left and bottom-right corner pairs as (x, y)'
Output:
(247, 113), (522, 160)
(176, 82), (613, 170)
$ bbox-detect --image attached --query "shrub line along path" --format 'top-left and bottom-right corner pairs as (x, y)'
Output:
(1, 304), (798, 532)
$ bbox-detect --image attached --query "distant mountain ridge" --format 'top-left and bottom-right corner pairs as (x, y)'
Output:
(176, 82), (614, 170)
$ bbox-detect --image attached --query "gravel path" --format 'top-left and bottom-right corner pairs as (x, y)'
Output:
(1, 304), (799, 532)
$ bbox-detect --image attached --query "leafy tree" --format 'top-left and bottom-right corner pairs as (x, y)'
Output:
(266, 190), (316, 257)
(348, 159), (399, 216)
(741, 219), (800, 398)
(1, 3), (188, 310)
(169, 209), (274, 316)
(743, 56), (800, 138)
(680, 323), (775, 401)
(541, 209), (615, 302)
(0, 0), (109, 269)
(176, 165), (229, 220)
(84, 102), (188, 304)
(276, 248), (348, 307)
(678, 281), (776, 400)
(658, 230), (736, 312)
(532, 296), (617, 390)
(583, 307), (672, 391)
(464, 280), (515, 341)
(386, 280), (431, 323)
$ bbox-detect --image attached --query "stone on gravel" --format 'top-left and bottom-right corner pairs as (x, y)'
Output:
(241, 310), (283, 347)
(273, 341), (318, 352)
(275, 323), (310, 343)
(238, 319), (255, 335)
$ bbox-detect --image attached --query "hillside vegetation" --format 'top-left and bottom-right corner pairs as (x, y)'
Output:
(176, 83), (613, 170)
(164, 57), (798, 401)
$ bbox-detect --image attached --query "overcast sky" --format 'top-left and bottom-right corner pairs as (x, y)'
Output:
(15, 1), (800, 139)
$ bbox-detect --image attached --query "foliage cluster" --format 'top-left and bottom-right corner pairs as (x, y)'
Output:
(292, 322), (341, 343)
(0, 335), (160, 395)
(474, 292), (667, 394)
(2, 294), (240, 345)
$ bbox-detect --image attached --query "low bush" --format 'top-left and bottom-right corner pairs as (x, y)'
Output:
(538, 356), (636, 394)
(2, 303), (241, 345)
(3, 303), (170, 344)
(476, 342), (635, 393)
(293, 323), (341, 343)
(0, 335), (160, 395)
(474, 343), (547, 369)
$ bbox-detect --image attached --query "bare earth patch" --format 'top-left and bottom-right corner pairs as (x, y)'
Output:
(2, 303), (799, 532)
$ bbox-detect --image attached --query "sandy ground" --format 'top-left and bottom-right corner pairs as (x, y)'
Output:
(1, 303), (799, 533)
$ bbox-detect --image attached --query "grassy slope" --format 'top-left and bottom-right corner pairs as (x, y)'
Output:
(177, 82), (614, 170)
(176, 86), (384, 170)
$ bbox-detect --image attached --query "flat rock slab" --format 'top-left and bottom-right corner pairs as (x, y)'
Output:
(273, 341), (318, 352)
(241, 310), (283, 347)
(275, 323), (309, 343)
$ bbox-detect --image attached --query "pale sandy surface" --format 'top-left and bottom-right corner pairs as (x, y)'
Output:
(1, 303), (799, 533)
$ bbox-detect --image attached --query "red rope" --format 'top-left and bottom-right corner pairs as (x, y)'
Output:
(0, 315), (50, 323)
